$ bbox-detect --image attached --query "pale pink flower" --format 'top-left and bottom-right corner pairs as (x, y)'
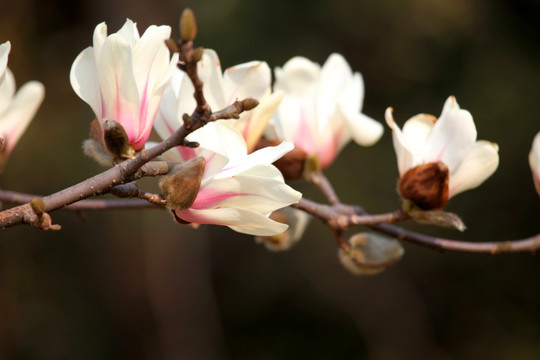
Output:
(0, 41), (45, 156)
(70, 19), (178, 151)
(529, 132), (540, 196)
(159, 121), (302, 236)
(386, 96), (499, 201)
(154, 49), (282, 152)
(267, 53), (383, 168)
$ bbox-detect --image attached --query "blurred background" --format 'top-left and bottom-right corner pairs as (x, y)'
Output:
(1, 0), (540, 359)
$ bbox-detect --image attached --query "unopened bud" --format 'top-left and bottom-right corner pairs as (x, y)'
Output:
(407, 208), (466, 232)
(303, 154), (321, 179)
(30, 197), (46, 215)
(255, 139), (308, 181)
(338, 233), (404, 276)
(192, 47), (204, 62)
(255, 208), (310, 251)
(182, 113), (192, 126)
(159, 156), (206, 210)
(103, 119), (133, 159)
(241, 98), (259, 111)
(165, 38), (180, 53)
(398, 161), (449, 210)
(179, 8), (197, 42)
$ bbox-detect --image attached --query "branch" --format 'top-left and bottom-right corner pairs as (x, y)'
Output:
(295, 172), (540, 254)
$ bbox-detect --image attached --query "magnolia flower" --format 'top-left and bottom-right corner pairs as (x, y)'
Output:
(266, 53), (383, 170)
(159, 121), (302, 236)
(386, 96), (499, 210)
(154, 49), (282, 152)
(70, 19), (178, 152)
(0, 41), (45, 161)
(529, 132), (540, 196)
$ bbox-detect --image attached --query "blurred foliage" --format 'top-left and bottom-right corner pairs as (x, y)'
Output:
(1, 0), (539, 359)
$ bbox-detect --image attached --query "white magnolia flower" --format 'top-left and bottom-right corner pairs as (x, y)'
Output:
(159, 121), (302, 236)
(154, 49), (282, 152)
(529, 132), (540, 196)
(386, 96), (499, 208)
(267, 53), (383, 169)
(70, 19), (178, 151)
(0, 41), (45, 157)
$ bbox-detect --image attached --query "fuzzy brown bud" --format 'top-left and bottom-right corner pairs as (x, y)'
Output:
(159, 156), (206, 210)
(30, 197), (46, 215)
(192, 47), (204, 62)
(179, 8), (197, 42)
(241, 98), (259, 111)
(398, 161), (449, 210)
(255, 139), (308, 181)
(103, 119), (132, 159)
(165, 38), (180, 53)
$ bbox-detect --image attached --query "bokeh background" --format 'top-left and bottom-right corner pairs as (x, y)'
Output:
(1, 0), (540, 359)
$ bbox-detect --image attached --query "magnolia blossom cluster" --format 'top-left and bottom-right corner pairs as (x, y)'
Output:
(0, 41), (44, 168)
(4, 19), (538, 248)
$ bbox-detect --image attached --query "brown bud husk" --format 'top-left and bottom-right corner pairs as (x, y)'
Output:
(179, 8), (197, 42)
(338, 233), (404, 276)
(165, 38), (180, 53)
(241, 98), (259, 111)
(255, 139), (308, 181)
(192, 47), (204, 62)
(159, 156), (206, 210)
(407, 208), (466, 232)
(398, 161), (449, 210)
(103, 119), (133, 159)
(83, 138), (113, 167)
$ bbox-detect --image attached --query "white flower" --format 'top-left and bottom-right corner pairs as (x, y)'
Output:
(70, 19), (178, 151)
(154, 49), (282, 152)
(160, 121), (302, 236)
(386, 96), (499, 206)
(529, 132), (540, 196)
(267, 53), (383, 168)
(0, 41), (45, 157)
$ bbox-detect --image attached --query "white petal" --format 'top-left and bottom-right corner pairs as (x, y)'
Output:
(70, 47), (102, 120)
(318, 53), (353, 123)
(274, 56), (320, 97)
(401, 113), (436, 160)
(193, 174), (301, 213)
(92, 22), (108, 61)
(223, 60), (271, 104)
(0, 41), (10, 79)
(217, 141), (294, 179)
(420, 108), (477, 171)
(335, 104), (383, 147)
(439, 95), (460, 119)
(448, 140), (499, 197)
(0, 69), (16, 115)
(153, 69), (186, 141)
(529, 132), (540, 196)
(198, 49), (226, 109)
(240, 90), (283, 152)
(176, 207), (289, 236)
(98, 32), (140, 140)
(188, 121), (247, 161)
(385, 107), (414, 175)
(0, 81), (44, 153)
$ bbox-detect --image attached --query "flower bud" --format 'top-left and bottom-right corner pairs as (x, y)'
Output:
(192, 47), (204, 63)
(398, 161), (449, 210)
(179, 8), (197, 42)
(255, 139), (307, 181)
(159, 156), (206, 210)
(164, 38), (179, 53)
(338, 233), (404, 276)
(241, 98), (259, 111)
(302, 154), (321, 180)
(103, 119), (133, 159)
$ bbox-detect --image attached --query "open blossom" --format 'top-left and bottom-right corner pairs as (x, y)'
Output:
(386, 96), (499, 209)
(70, 19), (178, 151)
(266, 53), (384, 170)
(159, 121), (302, 236)
(154, 49), (282, 152)
(530, 132), (540, 196)
(0, 41), (45, 159)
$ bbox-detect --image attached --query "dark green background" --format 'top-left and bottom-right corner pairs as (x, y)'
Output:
(1, 0), (539, 359)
